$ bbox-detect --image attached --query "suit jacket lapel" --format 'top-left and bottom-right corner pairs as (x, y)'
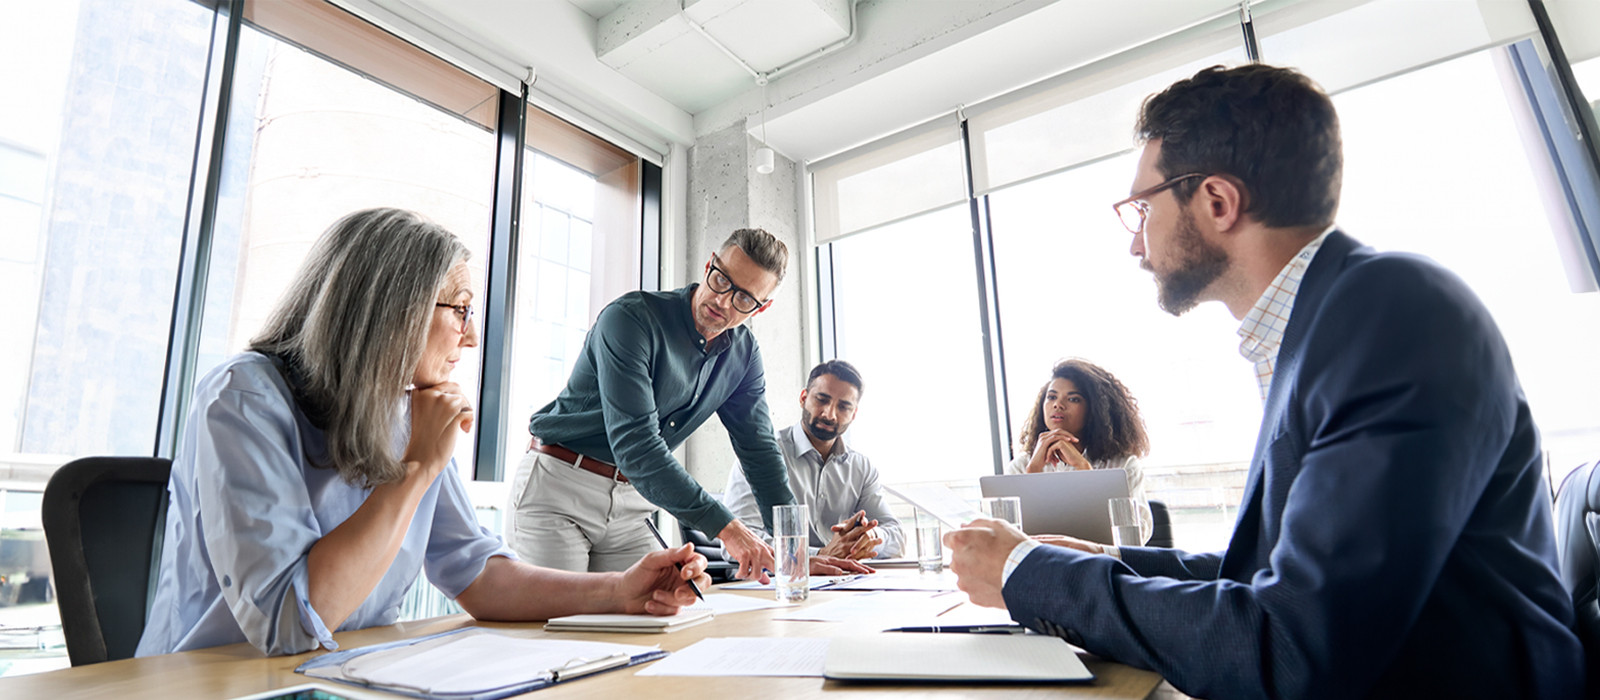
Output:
(1223, 229), (1359, 574)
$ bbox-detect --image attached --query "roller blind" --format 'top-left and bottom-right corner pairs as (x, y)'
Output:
(1545, 0), (1600, 63)
(810, 115), (965, 244)
(1253, 0), (1539, 94)
(965, 14), (1247, 197)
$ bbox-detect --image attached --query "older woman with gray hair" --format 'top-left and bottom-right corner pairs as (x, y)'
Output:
(137, 208), (707, 657)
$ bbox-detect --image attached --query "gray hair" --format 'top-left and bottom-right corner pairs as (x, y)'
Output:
(249, 208), (469, 486)
(721, 228), (789, 282)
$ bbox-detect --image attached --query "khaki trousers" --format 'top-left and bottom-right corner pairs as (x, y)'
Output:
(506, 449), (657, 572)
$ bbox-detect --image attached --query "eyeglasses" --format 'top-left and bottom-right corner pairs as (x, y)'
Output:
(435, 302), (474, 334)
(1111, 172), (1209, 234)
(704, 253), (768, 314)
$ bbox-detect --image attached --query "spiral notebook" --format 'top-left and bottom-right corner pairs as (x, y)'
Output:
(295, 628), (664, 699)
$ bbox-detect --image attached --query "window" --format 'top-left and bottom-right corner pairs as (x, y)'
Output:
(828, 206), (993, 485)
(1331, 49), (1600, 485)
(504, 106), (642, 474)
(0, 0), (213, 676)
(988, 155), (1260, 552)
(194, 0), (498, 479)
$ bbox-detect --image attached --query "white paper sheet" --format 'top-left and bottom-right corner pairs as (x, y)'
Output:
(634, 637), (831, 677)
(772, 591), (964, 622)
(883, 483), (984, 528)
(823, 570), (960, 591)
(686, 593), (790, 614)
(718, 574), (862, 591)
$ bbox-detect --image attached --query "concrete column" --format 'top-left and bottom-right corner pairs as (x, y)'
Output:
(681, 121), (803, 498)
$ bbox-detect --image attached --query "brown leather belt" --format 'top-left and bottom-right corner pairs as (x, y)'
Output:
(530, 438), (628, 483)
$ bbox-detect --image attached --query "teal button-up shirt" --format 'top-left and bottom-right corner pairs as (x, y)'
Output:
(529, 284), (794, 535)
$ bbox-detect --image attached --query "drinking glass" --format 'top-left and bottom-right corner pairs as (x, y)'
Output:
(915, 509), (943, 574)
(978, 496), (1024, 529)
(772, 504), (810, 602)
(1108, 497), (1142, 547)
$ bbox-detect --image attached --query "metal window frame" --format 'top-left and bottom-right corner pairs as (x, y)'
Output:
(157, 0), (244, 458)
(1521, 1), (1600, 285)
(154, 0), (658, 481)
(472, 87), (525, 482)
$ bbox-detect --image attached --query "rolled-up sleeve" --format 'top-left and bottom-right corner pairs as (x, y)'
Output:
(425, 462), (516, 597)
(193, 385), (335, 656)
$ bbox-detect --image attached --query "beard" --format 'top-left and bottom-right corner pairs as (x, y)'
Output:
(802, 408), (842, 442)
(1144, 207), (1229, 316)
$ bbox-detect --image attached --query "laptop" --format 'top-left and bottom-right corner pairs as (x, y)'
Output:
(979, 469), (1130, 542)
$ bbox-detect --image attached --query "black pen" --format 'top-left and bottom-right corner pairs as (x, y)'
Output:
(642, 517), (706, 601)
(882, 625), (1029, 634)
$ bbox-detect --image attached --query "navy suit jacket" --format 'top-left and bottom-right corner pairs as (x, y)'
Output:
(1004, 231), (1584, 699)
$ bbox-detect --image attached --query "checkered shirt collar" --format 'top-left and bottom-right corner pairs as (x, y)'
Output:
(1238, 226), (1335, 400)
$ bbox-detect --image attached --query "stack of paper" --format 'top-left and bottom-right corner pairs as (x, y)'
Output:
(824, 633), (1094, 683)
(544, 607), (714, 633)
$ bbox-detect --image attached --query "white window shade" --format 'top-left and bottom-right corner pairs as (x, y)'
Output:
(1253, 0), (1538, 95)
(810, 116), (966, 244)
(1546, 0), (1600, 64)
(966, 14), (1247, 197)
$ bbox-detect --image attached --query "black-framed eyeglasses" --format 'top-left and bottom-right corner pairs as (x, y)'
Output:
(705, 253), (768, 314)
(435, 302), (474, 334)
(1111, 172), (1209, 234)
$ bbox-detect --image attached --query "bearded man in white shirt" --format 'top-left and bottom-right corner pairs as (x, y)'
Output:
(724, 360), (903, 575)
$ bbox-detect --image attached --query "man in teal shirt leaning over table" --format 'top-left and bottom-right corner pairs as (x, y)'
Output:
(509, 228), (795, 580)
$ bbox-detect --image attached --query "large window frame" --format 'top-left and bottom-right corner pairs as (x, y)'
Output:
(151, 0), (661, 483)
(813, 0), (1600, 486)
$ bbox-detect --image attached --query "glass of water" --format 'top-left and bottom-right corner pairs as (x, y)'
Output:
(915, 509), (943, 574)
(1108, 497), (1142, 547)
(978, 496), (1023, 529)
(772, 503), (809, 602)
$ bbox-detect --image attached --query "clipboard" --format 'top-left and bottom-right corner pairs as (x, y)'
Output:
(294, 628), (666, 699)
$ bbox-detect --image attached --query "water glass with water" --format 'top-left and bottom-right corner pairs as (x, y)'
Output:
(1108, 497), (1142, 547)
(979, 496), (1023, 529)
(915, 509), (943, 574)
(772, 503), (809, 602)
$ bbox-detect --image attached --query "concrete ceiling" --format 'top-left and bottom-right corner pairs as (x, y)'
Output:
(374, 0), (1256, 160)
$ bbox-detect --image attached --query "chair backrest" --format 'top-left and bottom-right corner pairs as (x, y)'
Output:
(679, 523), (736, 584)
(1553, 459), (1600, 695)
(1146, 499), (1174, 548)
(42, 456), (172, 666)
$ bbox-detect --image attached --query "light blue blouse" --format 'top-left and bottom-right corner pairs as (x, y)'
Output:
(136, 352), (513, 657)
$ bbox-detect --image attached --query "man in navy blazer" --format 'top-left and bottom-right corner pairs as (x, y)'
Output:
(945, 64), (1585, 699)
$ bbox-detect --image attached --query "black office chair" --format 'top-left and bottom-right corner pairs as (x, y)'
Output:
(1146, 499), (1175, 548)
(41, 456), (172, 666)
(1553, 459), (1600, 698)
(679, 523), (737, 584)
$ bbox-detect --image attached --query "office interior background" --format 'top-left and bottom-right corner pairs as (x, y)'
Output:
(2, 0), (1598, 677)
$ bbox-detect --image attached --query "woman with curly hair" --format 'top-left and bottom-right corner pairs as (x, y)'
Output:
(1008, 358), (1152, 542)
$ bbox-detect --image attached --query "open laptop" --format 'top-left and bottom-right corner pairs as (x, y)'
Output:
(979, 469), (1130, 543)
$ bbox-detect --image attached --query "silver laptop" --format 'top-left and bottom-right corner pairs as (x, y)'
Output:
(979, 469), (1130, 542)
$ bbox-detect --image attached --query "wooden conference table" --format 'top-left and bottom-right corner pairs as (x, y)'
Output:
(1, 588), (1166, 699)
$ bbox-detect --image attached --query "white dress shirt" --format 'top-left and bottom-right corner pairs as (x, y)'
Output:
(723, 422), (904, 558)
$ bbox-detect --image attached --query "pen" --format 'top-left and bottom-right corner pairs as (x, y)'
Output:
(642, 517), (706, 601)
(882, 624), (1029, 634)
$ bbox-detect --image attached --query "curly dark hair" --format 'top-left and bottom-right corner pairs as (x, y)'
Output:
(1136, 63), (1342, 229)
(1018, 359), (1149, 465)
